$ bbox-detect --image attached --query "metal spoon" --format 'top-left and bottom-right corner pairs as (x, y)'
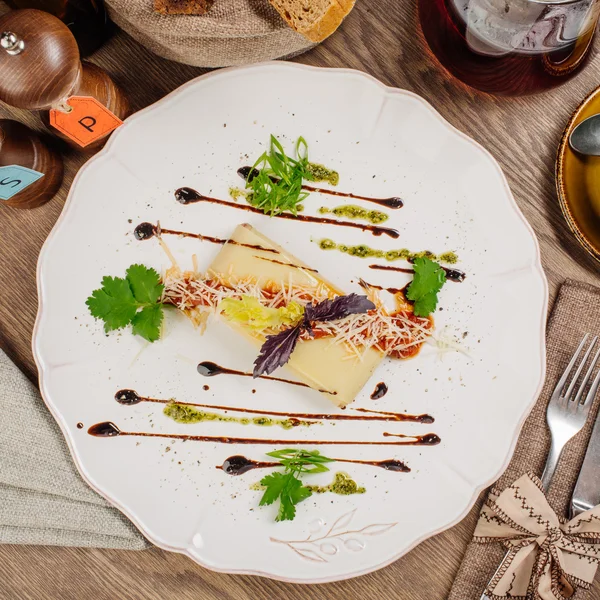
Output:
(570, 114), (600, 156)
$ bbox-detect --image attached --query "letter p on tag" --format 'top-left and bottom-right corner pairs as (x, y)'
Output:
(50, 96), (123, 148)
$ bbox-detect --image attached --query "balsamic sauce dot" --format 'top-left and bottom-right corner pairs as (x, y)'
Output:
(386, 197), (404, 209)
(197, 361), (222, 377)
(88, 422), (121, 437)
(115, 389), (142, 405)
(237, 166), (258, 182)
(222, 455), (255, 475)
(175, 187), (203, 204)
(445, 269), (466, 283)
(370, 382), (388, 400)
(421, 433), (441, 445)
(379, 459), (411, 472)
(134, 222), (156, 241)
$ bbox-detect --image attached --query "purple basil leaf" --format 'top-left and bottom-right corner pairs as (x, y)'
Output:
(253, 324), (303, 378)
(304, 294), (375, 324)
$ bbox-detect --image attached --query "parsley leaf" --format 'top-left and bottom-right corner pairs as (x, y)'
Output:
(406, 257), (446, 317)
(278, 474), (311, 522)
(259, 472), (312, 522)
(86, 265), (165, 342)
(86, 276), (138, 332)
(259, 472), (288, 507)
(258, 449), (335, 522)
(126, 264), (164, 304)
(131, 304), (164, 342)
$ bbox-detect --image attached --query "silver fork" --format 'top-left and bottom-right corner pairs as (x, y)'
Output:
(480, 333), (600, 600)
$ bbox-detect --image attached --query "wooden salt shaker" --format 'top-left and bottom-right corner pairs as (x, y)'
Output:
(0, 119), (63, 208)
(0, 9), (130, 149)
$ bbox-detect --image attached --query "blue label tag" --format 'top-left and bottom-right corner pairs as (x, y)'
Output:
(0, 165), (44, 201)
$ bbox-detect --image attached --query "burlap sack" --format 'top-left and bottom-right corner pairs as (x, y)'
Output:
(104, 0), (316, 67)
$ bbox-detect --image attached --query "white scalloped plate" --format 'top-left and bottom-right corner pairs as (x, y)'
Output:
(34, 63), (547, 583)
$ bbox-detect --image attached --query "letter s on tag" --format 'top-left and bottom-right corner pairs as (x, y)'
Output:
(0, 166), (44, 201)
(50, 96), (123, 148)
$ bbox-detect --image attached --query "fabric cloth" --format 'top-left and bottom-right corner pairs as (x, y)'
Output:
(104, 0), (316, 67)
(449, 279), (600, 599)
(0, 349), (148, 549)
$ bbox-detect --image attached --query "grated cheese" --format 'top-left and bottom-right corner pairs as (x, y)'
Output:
(162, 267), (434, 359)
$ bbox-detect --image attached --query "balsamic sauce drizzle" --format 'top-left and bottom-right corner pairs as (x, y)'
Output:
(218, 454), (410, 476)
(134, 222), (278, 254)
(354, 408), (434, 424)
(197, 361), (336, 395)
(238, 167), (404, 210)
(114, 388), (433, 424)
(174, 187), (400, 239)
(135, 224), (320, 274)
(88, 422), (440, 446)
(252, 255), (319, 273)
(383, 432), (441, 445)
(358, 278), (407, 296)
(369, 263), (466, 283)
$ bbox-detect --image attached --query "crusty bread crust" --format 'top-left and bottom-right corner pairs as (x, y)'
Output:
(154, 0), (213, 15)
(269, 0), (356, 43)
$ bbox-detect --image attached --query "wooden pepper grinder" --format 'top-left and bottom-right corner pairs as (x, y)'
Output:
(0, 119), (63, 208)
(0, 9), (130, 150)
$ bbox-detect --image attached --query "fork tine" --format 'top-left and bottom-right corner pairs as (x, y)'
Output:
(574, 345), (600, 406)
(582, 358), (600, 411)
(565, 336), (597, 402)
(553, 334), (590, 402)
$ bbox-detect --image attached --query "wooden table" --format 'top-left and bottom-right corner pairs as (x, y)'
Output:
(1, 1), (599, 598)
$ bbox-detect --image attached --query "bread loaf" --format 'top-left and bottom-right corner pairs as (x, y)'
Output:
(268, 0), (355, 42)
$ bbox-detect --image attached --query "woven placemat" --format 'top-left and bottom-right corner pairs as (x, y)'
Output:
(105, 0), (315, 67)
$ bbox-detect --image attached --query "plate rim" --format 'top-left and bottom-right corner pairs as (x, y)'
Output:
(33, 61), (549, 584)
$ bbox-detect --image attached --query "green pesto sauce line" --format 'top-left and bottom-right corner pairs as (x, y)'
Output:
(318, 205), (388, 224)
(317, 238), (458, 265)
(251, 472), (366, 495)
(163, 403), (317, 430)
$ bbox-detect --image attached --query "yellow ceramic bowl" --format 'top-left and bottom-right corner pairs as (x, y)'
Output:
(557, 86), (600, 262)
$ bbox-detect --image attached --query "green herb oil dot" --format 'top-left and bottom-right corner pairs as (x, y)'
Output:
(307, 472), (366, 495)
(319, 238), (337, 251)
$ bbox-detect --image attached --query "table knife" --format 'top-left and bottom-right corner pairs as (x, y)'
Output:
(571, 407), (600, 519)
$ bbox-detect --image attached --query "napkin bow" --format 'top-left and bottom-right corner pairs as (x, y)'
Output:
(474, 473), (600, 600)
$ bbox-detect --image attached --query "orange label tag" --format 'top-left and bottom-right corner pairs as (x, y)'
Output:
(49, 96), (123, 148)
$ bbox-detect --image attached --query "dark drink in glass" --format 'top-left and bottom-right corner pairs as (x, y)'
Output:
(419, 0), (600, 95)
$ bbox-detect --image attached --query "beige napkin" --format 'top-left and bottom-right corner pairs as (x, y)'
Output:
(0, 349), (148, 549)
(449, 279), (600, 599)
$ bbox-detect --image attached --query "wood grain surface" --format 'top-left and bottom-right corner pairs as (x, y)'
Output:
(0, 118), (63, 207)
(1, 1), (599, 598)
